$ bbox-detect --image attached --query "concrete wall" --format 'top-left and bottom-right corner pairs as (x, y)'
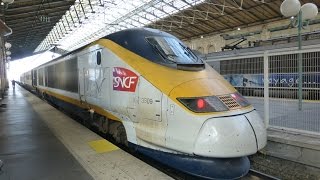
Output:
(184, 15), (320, 54)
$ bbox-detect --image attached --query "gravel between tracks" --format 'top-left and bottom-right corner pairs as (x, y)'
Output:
(250, 153), (320, 180)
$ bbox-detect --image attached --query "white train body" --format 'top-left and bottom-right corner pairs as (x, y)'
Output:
(21, 28), (266, 179)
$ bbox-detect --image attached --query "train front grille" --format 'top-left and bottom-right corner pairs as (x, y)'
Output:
(218, 95), (241, 110)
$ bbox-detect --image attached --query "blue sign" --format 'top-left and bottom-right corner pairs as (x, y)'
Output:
(224, 73), (320, 88)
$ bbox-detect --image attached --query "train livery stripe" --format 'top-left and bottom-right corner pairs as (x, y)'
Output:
(38, 87), (121, 121)
(97, 39), (234, 95)
(96, 39), (253, 115)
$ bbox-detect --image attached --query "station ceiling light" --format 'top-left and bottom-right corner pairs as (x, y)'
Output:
(5, 42), (11, 49)
(35, 0), (204, 53)
(2, 0), (14, 4)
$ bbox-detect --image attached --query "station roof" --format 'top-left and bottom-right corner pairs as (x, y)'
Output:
(4, 0), (75, 60)
(3, 0), (320, 60)
(147, 0), (287, 39)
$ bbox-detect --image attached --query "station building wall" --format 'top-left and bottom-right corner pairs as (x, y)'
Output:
(184, 15), (320, 54)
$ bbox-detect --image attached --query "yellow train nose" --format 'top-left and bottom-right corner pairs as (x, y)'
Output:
(169, 78), (236, 99)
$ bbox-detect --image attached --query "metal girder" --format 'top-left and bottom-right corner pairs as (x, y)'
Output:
(7, 19), (58, 29)
(5, 13), (62, 24)
(149, 2), (202, 36)
(4, 6), (70, 19)
(161, 1), (215, 32)
(161, 2), (219, 33)
(10, 0), (312, 61)
(5, 1), (73, 15)
(3, 0), (76, 60)
(11, 25), (53, 35)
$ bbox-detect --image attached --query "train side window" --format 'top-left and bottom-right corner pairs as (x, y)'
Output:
(97, 51), (101, 65)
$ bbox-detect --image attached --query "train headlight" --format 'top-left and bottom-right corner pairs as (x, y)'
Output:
(230, 92), (250, 107)
(178, 92), (251, 113)
(177, 96), (228, 113)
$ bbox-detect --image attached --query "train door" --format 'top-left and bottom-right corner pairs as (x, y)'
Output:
(32, 69), (37, 86)
(97, 67), (111, 109)
(78, 49), (107, 106)
(126, 80), (139, 123)
(135, 78), (167, 146)
(78, 55), (87, 103)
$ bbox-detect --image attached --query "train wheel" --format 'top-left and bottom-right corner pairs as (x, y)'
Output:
(117, 125), (128, 147)
(98, 116), (108, 134)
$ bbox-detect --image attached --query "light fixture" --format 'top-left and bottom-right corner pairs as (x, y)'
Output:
(237, 27), (241, 31)
(280, 0), (318, 111)
(6, 56), (11, 60)
(6, 50), (11, 56)
(300, 3), (318, 21)
(5, 42), (11, 49)
(200, 35), (203, 38)
(2, 0), (14, 4)
(280, 0), (301, 17)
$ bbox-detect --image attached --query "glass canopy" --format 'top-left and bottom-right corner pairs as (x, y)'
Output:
(35, 0), (204, 53)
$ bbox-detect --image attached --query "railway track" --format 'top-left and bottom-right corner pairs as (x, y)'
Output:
(244, 169), (280, 180)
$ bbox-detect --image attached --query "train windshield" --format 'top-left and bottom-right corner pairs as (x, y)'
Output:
(146, 36), (204, 70)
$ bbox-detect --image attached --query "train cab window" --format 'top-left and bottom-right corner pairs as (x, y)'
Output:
(97, 51), (101, 65)
(146, 36), (204, 71)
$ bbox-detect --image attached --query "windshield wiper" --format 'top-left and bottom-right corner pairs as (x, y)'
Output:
(148, 42), (176, 63)
(179, 43), (199, 61)
(149, 43), (166, 59)
(166, 53), (178, 59)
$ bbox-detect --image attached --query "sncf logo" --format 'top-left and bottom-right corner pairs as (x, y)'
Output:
(113, 67), (138, 92)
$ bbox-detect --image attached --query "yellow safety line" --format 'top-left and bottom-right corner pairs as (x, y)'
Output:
(88, 139), (119, 153)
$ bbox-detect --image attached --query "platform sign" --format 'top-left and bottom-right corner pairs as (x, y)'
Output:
(224, 73), (320, 88)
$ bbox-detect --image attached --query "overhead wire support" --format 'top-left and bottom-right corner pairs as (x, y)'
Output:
(61, 20), (68, 34)
(98, 0), (104, 7)
(64, 16), (71, 31)
(68, 11), (76, 27)
(74, 5), (82, 24)
(51, 34), (55, 43)
(58, 23), (64, 36)
(53, 29), (59, 41)
(78, 0), (88, 19)
(88, 0), (95, 13)
(54, 27), (61, 39)
(48, 35), (54, 44)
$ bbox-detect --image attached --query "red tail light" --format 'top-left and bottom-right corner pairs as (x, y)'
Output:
(177, 96), (228, 113)
(197, 99), (205, 109)
(177, 93), (251, 113)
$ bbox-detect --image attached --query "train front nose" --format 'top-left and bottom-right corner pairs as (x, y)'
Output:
(193, 110), (267, 157)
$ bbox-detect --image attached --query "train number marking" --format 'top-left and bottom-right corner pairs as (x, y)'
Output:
(113, 67), (138, 92)
(141, 98), (153, 104)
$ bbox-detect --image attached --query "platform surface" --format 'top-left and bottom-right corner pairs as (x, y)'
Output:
(247, 97), (320, 133)
(0, 87), (94, 180)
(0, 86), (171, 180)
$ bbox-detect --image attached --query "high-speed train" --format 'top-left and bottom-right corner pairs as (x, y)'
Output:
(20, 28), (267, 179)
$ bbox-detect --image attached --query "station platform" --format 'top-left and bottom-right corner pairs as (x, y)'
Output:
(0, 86), (171, 180)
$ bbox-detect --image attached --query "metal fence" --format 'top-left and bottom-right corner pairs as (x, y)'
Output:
(206, 46), (320, 134)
